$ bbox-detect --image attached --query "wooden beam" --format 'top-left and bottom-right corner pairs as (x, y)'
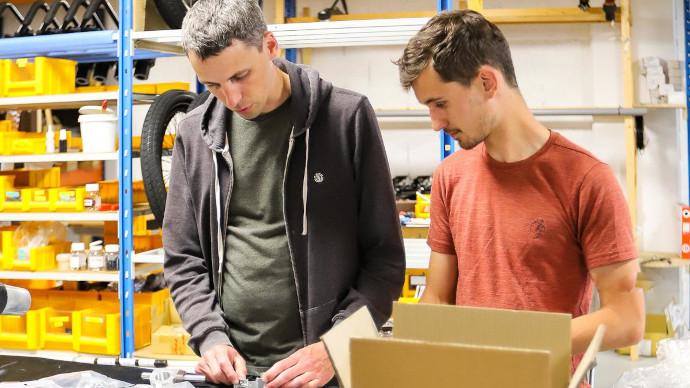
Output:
(287, 7), (620, 25)
(467, 0), (484, 11)
(480, 7), (621, 24)
(287, 11), (436, 23)
(621, 0), (637, 239)
(274, 0), (285, 25)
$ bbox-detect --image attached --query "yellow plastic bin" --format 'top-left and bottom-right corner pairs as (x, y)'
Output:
(2, 57), (76, 97)
(1, 188), (30, 212)
(73, 303), (151, 355)
(53, 187), (85, 212)
(42, 305), (75, 351)
(0, 307), (47, 349)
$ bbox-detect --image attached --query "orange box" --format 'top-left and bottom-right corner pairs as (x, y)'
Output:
(682, 206), (690, 259)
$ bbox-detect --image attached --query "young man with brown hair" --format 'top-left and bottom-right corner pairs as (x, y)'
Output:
(396, 9), (644, 377)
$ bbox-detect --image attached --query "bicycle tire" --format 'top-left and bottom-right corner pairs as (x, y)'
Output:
(141, 89), (197, 227)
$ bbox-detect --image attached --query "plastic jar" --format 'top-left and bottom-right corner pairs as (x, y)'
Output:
(88, 243), (105, 271)
(84, 183), (101, 211)
(70, 242), (86, 270)
(105, 244), (119, 271)
(56, 253), (70, 271)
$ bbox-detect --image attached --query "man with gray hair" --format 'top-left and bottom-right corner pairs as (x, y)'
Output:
(162, 0), (405, 387)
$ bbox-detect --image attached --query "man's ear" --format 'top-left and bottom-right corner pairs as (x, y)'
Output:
(477, 66), (498, 98)
(264, 31), (280, 57)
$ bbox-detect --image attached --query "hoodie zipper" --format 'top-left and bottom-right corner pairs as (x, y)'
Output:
(217, 147), (233, 299)
(283, 126), (306, 345)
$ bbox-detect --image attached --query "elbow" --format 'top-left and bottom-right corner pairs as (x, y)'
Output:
(624, 315), (645, 346)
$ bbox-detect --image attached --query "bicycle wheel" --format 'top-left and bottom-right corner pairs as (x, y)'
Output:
(141, 89), (198, 227)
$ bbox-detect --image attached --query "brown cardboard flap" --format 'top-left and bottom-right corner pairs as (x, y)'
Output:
(321, 306), (378, 388)
(351, 337), (551, 388)
(568, 325), (605, 388)
(393, 302), (571, 388)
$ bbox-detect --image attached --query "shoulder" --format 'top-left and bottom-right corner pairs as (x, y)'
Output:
(549, 132), (603, 168)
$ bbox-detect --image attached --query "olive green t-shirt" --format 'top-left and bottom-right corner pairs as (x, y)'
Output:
(221, 100), (303, 370)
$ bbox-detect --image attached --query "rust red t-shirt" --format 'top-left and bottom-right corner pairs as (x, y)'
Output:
(427, 131), (636, 378)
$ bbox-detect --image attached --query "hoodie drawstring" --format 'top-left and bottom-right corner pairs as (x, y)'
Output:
(212, 152), (223, 282)
(301, 127), (310, 236)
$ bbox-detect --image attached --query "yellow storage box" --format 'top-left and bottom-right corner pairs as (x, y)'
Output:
(1, 57), (76, 97)
(42, 305), (76, 351)
(72, 303), (151, 355)
(54, 187), (85, 212)
(0, 307), (47, 350)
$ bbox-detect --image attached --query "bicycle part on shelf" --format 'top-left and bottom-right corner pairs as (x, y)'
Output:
(141, 89), (198, 227)
(0, 2), (25, 38)
(92, 61), (110, 83)
(133, 59), (156, 80)
(37, 0), (69, 35)
(75, 62), (94, 86)
(578, 0), (590, 11)
(16, 1), (50, 37)
(318, 0), (348, 21)
(60, 0), (90, 32)
(80, 0), (118, 31)
(603, 0), (616, 22)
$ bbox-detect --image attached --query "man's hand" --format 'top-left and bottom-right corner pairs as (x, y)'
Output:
(262, 342), (335, 388)
(195, 344), (247, 385)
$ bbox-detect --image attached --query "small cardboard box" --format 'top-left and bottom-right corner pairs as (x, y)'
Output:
(323, 303), (604, 388)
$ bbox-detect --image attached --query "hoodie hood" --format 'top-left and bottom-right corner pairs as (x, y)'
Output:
(197, 57), (333, 236)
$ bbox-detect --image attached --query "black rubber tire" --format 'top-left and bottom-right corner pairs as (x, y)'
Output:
(141, 89), (198, 228)
(153, 0), (190, 29)
(186, 90), (211, 113)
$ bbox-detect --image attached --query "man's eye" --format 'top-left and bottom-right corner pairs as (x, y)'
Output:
(434, 101), (446, 108)
(206, 84), (219, 89)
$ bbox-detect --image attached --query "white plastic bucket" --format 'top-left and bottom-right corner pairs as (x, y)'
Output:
(78, 113), (118, 153)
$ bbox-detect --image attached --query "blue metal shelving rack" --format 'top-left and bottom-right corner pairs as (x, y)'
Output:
(437, 0), (455, 159)
(0, 30), (139, 357)
(118, 0), (135, 357)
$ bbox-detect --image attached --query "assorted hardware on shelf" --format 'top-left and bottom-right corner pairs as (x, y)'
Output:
(0, 0), (156, 86)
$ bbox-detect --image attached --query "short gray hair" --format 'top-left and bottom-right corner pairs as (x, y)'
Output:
(181, 0), (266, 60)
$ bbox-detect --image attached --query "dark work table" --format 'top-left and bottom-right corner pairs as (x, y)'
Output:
(0, 354), (220, 386)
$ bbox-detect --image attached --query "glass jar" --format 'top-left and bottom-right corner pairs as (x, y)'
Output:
(70, 242), (86, 270)
(105, 244), (119, 271)
(87, 243), (105, 271)
(84, 183), (101, 211)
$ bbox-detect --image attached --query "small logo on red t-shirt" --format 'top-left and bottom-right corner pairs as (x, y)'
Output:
(530, 218), (546, 239)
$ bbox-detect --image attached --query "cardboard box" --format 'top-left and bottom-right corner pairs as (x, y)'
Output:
(133, 0), (169, 31)
(323, 303), (603, 388)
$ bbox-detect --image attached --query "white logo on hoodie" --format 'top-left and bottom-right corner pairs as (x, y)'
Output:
(314, 172), (325, 183)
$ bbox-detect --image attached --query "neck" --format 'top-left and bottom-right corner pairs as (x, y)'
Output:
(484, 91), (550, 163)
(263, 67), (292, 113)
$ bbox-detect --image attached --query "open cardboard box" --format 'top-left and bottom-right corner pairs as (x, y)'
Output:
(322, 303), (604, 388)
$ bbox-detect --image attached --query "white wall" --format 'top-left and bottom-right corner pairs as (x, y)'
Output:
(133, 0), (685, 252)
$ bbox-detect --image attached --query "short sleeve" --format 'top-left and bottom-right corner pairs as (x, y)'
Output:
(427, 165), (456, 255)
(578, 163), (637, 269)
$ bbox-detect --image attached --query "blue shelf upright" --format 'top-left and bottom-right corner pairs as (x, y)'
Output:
(437, 0), (455, 159)
(118, 0), (135, 358)
(285, 0), (297, 62)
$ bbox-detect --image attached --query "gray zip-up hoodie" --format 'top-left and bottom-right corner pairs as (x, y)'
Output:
(163, 58), (405, 356)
